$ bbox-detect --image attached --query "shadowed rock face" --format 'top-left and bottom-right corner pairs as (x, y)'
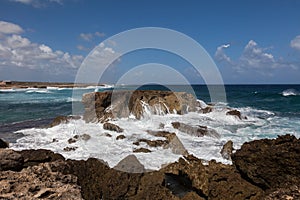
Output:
(82, 90), (199, 122)
(232, 134), (300, 190)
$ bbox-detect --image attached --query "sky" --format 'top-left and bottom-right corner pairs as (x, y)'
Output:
(0, 0), (300, 84)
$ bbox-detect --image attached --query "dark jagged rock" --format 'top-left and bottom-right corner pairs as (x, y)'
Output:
(2, 135), (300, 199)
(220, 140), (233, 160)
(63, 147), (78, 151)
(162, 155), (263, 199)
(133, 148), (151, 153)
(232, 134), (300, 191)
(48, 115), (81, 127)
(82, 90), (199, 122)
(0, 149), (23, 171)
(116, 134), (126, 140)
(19, 149), (64, 167)
(172, 122), (220, 138)
(147, 131), (188, 155)
(68, 134), (91, 144)
(105, 133), (112, 137)
(0, 138), (9, 148)
(226, 109), (243, 120)
(201, 106), (213, 114)
(103, 122), (124, 133)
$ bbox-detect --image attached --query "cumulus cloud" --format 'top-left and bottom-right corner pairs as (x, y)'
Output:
(215, 44), (231, 63)
(79, 32), (105, 42)
(9, 0), (63, 7)
(215, 40), (297, 76)
(0, 21), (23, 35)
(240, 40), (275, 69)
(291, 35), (300, 50)
(79, 33), (93, 42)
(0, 21), (83, 77)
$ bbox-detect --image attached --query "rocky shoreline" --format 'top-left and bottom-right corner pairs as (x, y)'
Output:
(1, 134), (300, 199)
(0, 81), (104, 89)
(1, 90), (300, 199)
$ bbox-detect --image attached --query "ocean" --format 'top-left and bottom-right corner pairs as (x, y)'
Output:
(1, 85), (300, 169)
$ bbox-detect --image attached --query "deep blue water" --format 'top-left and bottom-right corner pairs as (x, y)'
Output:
(1, 85), (300, 141)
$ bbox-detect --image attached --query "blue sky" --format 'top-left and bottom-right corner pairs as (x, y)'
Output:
(0, 0), (300, 84)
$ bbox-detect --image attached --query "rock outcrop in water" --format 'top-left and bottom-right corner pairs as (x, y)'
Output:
(82, 90), (199, 122)
(171, 122), (220, 138)
(1, 134), (300, 199)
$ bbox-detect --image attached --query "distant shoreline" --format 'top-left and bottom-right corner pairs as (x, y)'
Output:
(0, 81), (105, 89)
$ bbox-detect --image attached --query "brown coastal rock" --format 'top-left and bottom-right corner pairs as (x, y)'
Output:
(103, 122), (124, 133)
(0, 160), (83, 200)
(82, 90), (199, 122)
(226, 109), (243, 120)
(162, 154), (263, 199)
(48, 115), (81, 127)
(232, 134), (300, 190)
(172, 122), (220, 138)
(220, 140), (233, 160)
(0, 149), (23, 171)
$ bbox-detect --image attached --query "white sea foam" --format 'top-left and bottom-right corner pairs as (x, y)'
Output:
(282, 88), (299, 96)
(26, 89), (52, 94)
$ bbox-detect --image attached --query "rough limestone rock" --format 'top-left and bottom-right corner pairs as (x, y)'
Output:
(264, 185), (300, 200)
(0, 149), (23, 171)
(232, 134), (300, 190)
(162, 154), (263, 199)
(19, 149), (64, 167)
(82, 90), (199, 122)
(0, 160), (83, 200)
(220, 140), (233, 160)
(172, 122), (220, 138)
(103, 122), (124, 133)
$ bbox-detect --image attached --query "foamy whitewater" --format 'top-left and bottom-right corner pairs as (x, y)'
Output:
(1, 85), (300, 170)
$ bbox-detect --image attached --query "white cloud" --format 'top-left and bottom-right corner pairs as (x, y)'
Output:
(79, 32), (106, 42)
(240, 40), (275, 69)
(0, 21), (23, 35)
(215, 44), (231, 63)
(291, 35), (300, 50)
(80, 33), (93, 41)
(0, 22), (84, 76)
(9, 0), (63, 7)
(215, 40), (297, 76)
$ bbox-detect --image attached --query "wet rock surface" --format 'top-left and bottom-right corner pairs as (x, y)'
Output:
(82, 90), (199, 122)
(48, 115), (81, 127)
(220, 140), (233, 160)
(172, 122), (220, 138)
(1, 134), (300, 199)
(103, 122), (124, 133)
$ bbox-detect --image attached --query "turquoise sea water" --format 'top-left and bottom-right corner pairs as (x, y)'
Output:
(0, 85), (300, 141)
